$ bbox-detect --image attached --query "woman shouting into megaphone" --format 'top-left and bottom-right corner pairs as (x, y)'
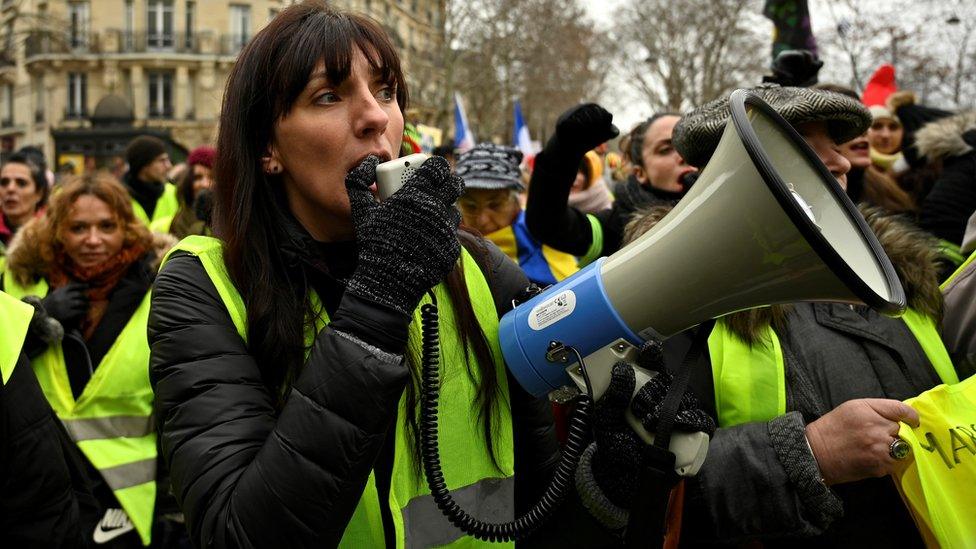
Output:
(148, 2), (704, 547)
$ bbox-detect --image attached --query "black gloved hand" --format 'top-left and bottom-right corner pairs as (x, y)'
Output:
(545, 103), (619, 160)
(41, 282), (89, 329)
(343, 155), (464, 316)
(20, 295), (64, 357)
(588, 342), (715, 510)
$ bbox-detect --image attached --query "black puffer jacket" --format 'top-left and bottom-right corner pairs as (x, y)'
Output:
(1, 350), (97, 548)
(526, 164), (681, 258)
(148, 230), (606, 547)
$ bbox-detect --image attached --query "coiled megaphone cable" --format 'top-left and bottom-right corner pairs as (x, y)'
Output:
(419, 294), (593, 542)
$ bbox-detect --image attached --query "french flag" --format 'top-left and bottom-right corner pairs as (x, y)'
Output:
(454, 92), (476, 153)
(513, 100), (534, 159)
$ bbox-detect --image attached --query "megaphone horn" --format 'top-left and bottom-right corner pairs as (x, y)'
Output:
(500, 87), (905, 419)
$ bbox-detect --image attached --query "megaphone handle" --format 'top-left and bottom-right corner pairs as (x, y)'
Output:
(624, 324), (711, 546)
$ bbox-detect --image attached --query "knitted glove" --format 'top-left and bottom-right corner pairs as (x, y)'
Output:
(41, 282), (88, 329)
(343, 155), (464, 316)
(546, 103), (620, 160)
(578, 342), (715, 529)
(21, 295), (65, 358)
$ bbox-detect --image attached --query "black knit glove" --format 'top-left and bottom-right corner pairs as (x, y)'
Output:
(343, 155), (464, 316)
(584, 342), (715, 512)
(41, 282), (88, 329)
(20, 295), (64, 357)
(544, 103), (619, 162)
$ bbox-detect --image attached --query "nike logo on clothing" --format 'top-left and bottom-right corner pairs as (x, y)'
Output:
(93, 508), (135, 544)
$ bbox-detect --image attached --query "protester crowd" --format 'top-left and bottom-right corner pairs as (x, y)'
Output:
(2, 1), (974, 547)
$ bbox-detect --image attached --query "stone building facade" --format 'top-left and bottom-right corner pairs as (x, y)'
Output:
(0, 0), (445, 172)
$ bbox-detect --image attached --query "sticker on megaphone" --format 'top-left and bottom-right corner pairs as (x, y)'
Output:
(376, 153), (431, 200)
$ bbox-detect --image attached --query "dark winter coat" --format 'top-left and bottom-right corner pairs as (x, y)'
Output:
(526, 172), (680, 258)
(673, 208), (949, 547)
(7, 230), (181, 548)
(0, 350), (98, 548)
(917, 112), (976, 246)
(941, 253), (976, 381)
(147, 229), (609, 547)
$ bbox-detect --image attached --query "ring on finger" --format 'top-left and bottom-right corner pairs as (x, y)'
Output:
(889, 437), (911, 460)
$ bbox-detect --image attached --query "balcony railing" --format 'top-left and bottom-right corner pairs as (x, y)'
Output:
(26, 29), (250, 58)
(119, 31), (200, 54)
(148, 106), (174, 119)
(219, 33), (250, 55)
(64, 108), (88, 120)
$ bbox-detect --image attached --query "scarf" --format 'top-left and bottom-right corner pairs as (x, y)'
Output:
(568, 178), (614, 214)
(49, 243), (147, 340)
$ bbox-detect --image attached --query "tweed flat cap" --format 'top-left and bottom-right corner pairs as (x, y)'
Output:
(673, 84), (872, 168)
(455, 143), (524, 191)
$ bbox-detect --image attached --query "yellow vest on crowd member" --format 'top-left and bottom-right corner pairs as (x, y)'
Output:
(894, 374), (976, 548)
(708, 310), (959, 428)
(131, 183), (178, 233)
(0, 290), (34, 384)
(2, 273), (157, 546)
(162, 236), (516, 548)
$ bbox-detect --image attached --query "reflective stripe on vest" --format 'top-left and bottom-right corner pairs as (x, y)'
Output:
(0, 290), (34, 384)
(163, 235), (516, 548)
(2, 273), (157, 546)
(893, 373), (976, 547)
(709, 310), (959, 427)
(131, 183), (178, 231)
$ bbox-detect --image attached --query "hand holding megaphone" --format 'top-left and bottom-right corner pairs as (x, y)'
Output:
(343, 154), (464, 317)
(585, 345), (715, 513)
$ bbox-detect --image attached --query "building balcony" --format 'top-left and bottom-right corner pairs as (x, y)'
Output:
(25, 29), (250, 61)
(34, 110), (44, 124)
(0, 50), (15, 68)
(148, 106), (175, 120)
(64, 108), (88, 121)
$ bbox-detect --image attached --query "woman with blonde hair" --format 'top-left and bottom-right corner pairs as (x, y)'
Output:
(3, 172), (178, 547)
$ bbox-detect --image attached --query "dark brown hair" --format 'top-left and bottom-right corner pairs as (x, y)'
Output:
(213, 1), (503, 468)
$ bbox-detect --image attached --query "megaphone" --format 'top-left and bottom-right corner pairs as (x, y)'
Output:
(499, 89), (906, 473)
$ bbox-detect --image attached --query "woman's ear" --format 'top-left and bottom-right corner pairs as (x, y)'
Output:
(634, 165), (648, 185)
(262, 145), (283, 175)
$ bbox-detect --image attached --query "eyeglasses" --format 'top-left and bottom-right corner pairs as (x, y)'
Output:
(0, 177), (32, 189)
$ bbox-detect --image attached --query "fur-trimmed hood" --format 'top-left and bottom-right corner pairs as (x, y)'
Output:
(5, 215), (177, 286)
(915, 111), (976, 162)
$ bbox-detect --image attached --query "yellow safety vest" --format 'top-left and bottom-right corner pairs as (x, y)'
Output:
(941, 249), (976, 289)
(131, 183), (178, 232)
(894, 374), (976, 548)
(2, 273), (157, 546)
(162, 236), (516, 548)
(709, 309), (959, 428)
(0, 290), (34, 384)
